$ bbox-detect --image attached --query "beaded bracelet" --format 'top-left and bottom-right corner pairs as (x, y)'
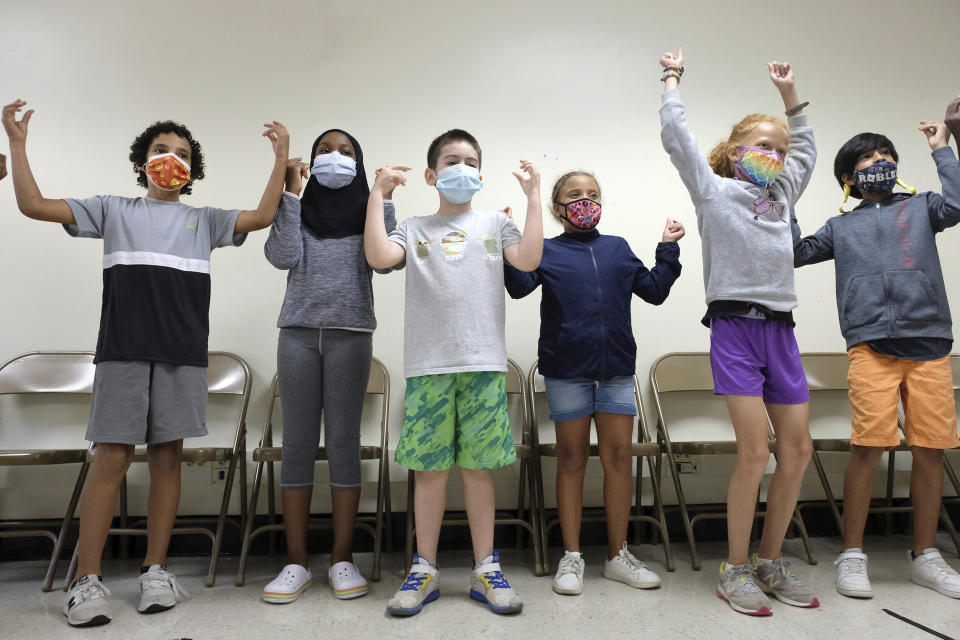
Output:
(784, 101), (809, 117)
(661, 66), (684, 82)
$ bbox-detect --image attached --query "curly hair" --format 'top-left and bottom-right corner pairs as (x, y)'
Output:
(707, 114), (788, 177)
(550, 171), (601, 222)
(129, 121), (205, 195)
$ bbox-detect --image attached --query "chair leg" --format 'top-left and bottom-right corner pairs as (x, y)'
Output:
(236, 459), (266, 587)
(663, 445), (700, 570)
(205, 455), (238, 587)
(372, 457), (385, 583)
(526, 455), (544, 576)
(810, 449), (844, 533)
(384, 464), (394, 554)
(267, 461), (278, 555)
(790, 506), (818, 565)
(884, 450), (896, 535)
(939, 504), (960, 557)
(239, 449), (248, 534)
(42, 459), (91, 592)
(645, 454), (675, 572)
(63, 543), (79, 592)
(536, 457), (550, 572)
(516, 459), (528, 550)
(404, 470), (415, 574)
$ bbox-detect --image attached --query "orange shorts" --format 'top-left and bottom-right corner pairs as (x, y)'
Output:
(847, 344), (960, 449)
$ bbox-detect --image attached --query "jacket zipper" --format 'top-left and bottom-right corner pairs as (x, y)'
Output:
(874, 202), (894, 337)
(587, 244), (606, 379)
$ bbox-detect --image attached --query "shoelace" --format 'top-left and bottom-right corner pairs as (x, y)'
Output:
(400, 572), (430, 591)
(764, 559), (801, 588)
(838, 556), (867, 574)
(482, 571), (511, 589)
(925, 556), (960, 581)
(142, 571), (190, 600)
(71, 579), (111, 606)
(557, 554), (583, 576)
(727, 566), (762, 594)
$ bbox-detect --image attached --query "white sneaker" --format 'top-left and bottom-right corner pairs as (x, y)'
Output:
(603, 542), (661, 589)
(64, 574), (112, 627)
(138, 564), (190, 613)
(835, 548), (873, 598)
(552, 551), (584, 595)
(263, 564), (312, 604)
(329, 561), (368, 599)
(387, 554), (440, 616)
(911, 548), (960, 599)
(469, 552), (523, 614)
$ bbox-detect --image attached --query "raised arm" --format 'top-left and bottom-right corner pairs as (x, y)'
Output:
(769, 62), (816, 206)
(2, 100), (75, 224)
(263, 157), (309, 269)
(919, 120), (960, 231)
(234, 121), (290, 234)
(632, 218), (684, 304)
(945, 96), (960, 156)
(658, 50), (720, 203)
(502, 161), (543, 271)
(365, 166), (408, 269)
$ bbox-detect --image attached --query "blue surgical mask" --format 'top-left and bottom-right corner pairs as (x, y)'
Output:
(435, 164), (482, 204)
(311, 151), (357, 189)
(853, 161), (898, 194)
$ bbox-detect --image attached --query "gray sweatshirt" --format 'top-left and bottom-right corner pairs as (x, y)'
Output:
(793, 146), (960, 348)
(265, 192), (397, 330)
(659, 89), (816, 312)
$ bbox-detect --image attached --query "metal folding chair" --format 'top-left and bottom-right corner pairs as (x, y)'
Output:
(527, 360), (675, 572)
(0, 352), (95, 591)
(235, 356), (393, 585)
(799, 352), (960, 554)
(649, 352), (816, 570)
(403, 359), (544, 576)
(62, 351), (251, 589)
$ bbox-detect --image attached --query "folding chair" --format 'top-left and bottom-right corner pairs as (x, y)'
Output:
(800, 352), (960, 554)
(649, 352), (816, 570)
(0, 352), (96, 592)
(235, 357), (393, 585)
(403, 359), (544, 576)
(527, 360), (675, 572)
(62, 351), (251, 589)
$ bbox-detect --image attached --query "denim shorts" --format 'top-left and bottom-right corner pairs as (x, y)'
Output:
(542, 375), (637, 422)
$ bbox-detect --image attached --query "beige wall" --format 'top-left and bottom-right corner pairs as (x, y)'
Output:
(2, 0), (959, 518)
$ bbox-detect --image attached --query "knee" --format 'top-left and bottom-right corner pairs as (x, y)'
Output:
(93, 443), (134, 476)
(849, 444), (884, 466)
(599, 442), (633, 473)
(557, 444), (590, 474)
(737, 444), (771, 476)
(778, 438), (813, 470)
(911, 446), (944, 467)
(146, 441), (183, 475)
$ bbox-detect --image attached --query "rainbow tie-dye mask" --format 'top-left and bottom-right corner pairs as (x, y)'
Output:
(734, 146), (784, 188)
(559, 198), (602, 230)
(144, 153), (191, 191)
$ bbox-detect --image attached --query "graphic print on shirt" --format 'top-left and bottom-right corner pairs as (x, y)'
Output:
(481, 232), (502, 262)
(441, 230), (468, 261)
(747, 188), (786, 222)
(416, 239), (434, 259)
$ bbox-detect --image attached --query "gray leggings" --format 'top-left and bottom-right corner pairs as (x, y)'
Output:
(277, 327), (372, 490)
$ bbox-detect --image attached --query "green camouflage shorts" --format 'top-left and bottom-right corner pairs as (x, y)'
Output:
(395, 371), (516, 471)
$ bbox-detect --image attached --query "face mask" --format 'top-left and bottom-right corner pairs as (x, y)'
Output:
(853, 160), (898, 194)
(558, 198), (602, 230)
(734, 146), (784, 188)
(311, 151), (357, 189)
(144, 153), (191, 191)
(435, 164), (482, 204)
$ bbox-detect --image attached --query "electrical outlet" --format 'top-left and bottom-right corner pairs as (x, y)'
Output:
(210, 461), (229, 483)
(675, 455), (699, 475)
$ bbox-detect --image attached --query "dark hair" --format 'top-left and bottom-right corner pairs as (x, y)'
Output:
(129, 121), (205, 195)
(427, 128), (481, 171)
(550, 171), (600, 221)
(833, 132), (898, 199)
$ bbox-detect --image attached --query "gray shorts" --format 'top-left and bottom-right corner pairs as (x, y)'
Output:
(86, 361), (208, 445)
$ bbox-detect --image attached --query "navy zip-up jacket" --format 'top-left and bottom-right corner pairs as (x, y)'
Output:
(504, 230), (681, 381)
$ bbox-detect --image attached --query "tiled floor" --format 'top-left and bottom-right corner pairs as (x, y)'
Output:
(2, 534), (958, 639)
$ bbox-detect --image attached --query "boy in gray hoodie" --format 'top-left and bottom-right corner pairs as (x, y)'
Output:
(793, 104), (960, 600)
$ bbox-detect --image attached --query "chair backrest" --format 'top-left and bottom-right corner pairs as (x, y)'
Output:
(0, 352), (95, 395)
(799, 352), (857, 440)
(649, 352), (755, 444)
(203, 352), (252, 451)
(505, 358), (530, 444)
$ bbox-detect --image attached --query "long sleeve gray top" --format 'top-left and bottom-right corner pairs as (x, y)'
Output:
(265, 192), (397, 330)
(660, 88), (816, 312)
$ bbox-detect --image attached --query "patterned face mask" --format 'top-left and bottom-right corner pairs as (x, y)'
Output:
(558, 198), (602, 230)
(144, 153), (191, 191)
(853, 160), (898, 193)
(734, 146), (784, 188)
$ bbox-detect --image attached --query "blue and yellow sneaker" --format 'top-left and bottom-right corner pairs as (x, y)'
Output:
(469, 552), (523, 614)
(386, 554), (439, 616)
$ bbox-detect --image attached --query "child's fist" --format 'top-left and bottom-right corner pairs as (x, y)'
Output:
(767, 61), (795, 89)
(660, 49), (683, 69)
(662, 217), (685, 242)
(374, 165), (410, 196)
(919, 121), (950, 150)
(285, 156), (309, 194)
(512, 160), (540, 196)
(945, 96), (960, 142)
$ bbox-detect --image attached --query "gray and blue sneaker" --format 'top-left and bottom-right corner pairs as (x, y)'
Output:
(387, 554), (439, 616)
(470, 552), (523, 614)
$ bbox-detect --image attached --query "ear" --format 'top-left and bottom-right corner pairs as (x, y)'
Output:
(552, 202), (566, 218)
(725, 144), (740, 167)
(425, 167), (437, 186)
(841, 172), (855, 186)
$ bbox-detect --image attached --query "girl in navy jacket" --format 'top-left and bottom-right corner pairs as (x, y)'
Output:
(505, 171), (683, 596)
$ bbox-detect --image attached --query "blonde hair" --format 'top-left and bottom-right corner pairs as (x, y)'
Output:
(707, 114), (788, 177)
(551, 171), (601, 222)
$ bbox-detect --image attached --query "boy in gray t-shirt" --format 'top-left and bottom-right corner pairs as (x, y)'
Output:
(2, 98), (290, 627)
(365, 129), (542, 616)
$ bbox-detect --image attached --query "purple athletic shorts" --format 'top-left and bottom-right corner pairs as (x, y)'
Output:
(709, 316), (809, 404)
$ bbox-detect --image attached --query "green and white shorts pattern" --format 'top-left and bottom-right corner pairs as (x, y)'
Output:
(395, 371), (516, 471)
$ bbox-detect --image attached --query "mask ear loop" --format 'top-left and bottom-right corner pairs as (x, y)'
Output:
(896, 177), (917, 195)
(839, 183), (851, 213)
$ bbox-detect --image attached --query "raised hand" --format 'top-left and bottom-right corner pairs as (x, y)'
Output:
(2, 99), (34, 144)
(512, 160), (540, 196)
(262, 121), (290, 159)
(499, 206), (513, 219)
(285, 156), (309, 194)
(662, 217), (685, 242)
(919, 120), (950, 151)
(945, 96), (960, 142)
(660, 49), (683, 69)
(767, 61), (795, 90)
(373, 165), (411, 196)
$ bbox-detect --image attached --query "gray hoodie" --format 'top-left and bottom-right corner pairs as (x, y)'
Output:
(793, 146), (960, 348)
(659, 89), (816, 312)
